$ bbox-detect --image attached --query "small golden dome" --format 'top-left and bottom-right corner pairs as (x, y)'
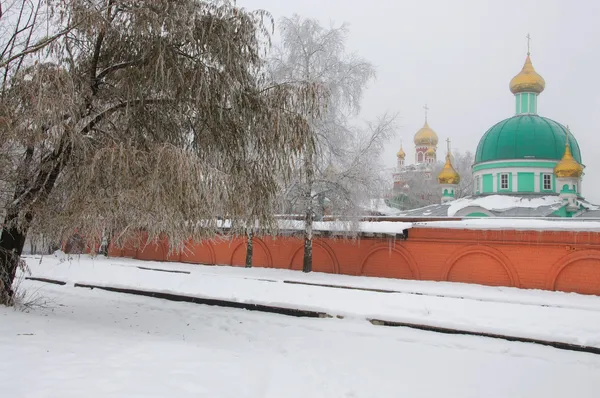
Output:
(509, 54), (545, 94)
(414, 121), (439, 146)
(437, 153), (461, 184)
(554, 138), (583, 178)
(397, 145), (406, 159)
(425, 146), (436, 156)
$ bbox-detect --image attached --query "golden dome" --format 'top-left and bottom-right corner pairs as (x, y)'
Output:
(509, 54), (545, 94)
(414, 121), (439, 146)
(397, 145), (406, 159)
(437, 153), (461, 185)
(554, 138), (583, 178)
(425, 146), (436, 156)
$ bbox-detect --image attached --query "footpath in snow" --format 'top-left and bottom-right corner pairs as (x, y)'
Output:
(22, 254), (600, 349)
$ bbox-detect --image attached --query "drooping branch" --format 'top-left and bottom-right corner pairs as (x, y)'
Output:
(0, 25), (74, 68)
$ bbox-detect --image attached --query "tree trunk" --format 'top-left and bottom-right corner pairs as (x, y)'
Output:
(29, 235), (37, 255)
(303, 147), (314, 273)
(0, 210), (31, 306)
(245, 229), (253, 268)
(0, 145), (67, 305)
(303, 224), (313, 273)
(100, 230), (112, 257)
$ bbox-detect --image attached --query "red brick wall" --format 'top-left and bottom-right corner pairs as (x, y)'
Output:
(106, 227), (600, 296)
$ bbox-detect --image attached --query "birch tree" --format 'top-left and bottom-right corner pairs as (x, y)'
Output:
(0, 1), (323, 305)
(269, 15), (394, 272)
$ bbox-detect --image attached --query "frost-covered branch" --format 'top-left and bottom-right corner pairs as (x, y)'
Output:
(0, 1), (324, 305)
(268, 15), (395, 272)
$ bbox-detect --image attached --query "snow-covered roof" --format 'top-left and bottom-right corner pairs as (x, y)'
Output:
(447, 195), (563, 216)
(394, 195), (600, 219)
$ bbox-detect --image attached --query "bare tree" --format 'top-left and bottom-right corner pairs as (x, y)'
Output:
(310, 115), (396, 218)
(269, 15), (394, 272)
(0, 1), (323, 305)
(452, 150), (475, 198)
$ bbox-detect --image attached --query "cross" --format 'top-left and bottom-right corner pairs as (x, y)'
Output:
(526, 33), (531, 55)
(423, 104), (429, 121)
(446, 137), (451, 154)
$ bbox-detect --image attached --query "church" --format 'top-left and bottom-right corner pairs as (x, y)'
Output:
(390, 45), (599, 218)
(390, 106), (445, 210)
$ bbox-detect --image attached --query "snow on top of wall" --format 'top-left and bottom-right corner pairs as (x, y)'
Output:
(416, 218), (600, 232)
(278, 220), (412, 235)
(447, 195), (562, 216)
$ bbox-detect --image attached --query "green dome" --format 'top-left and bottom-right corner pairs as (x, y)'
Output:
(474, 115), (582, 164)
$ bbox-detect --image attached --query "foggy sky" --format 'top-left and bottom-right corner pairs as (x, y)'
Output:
(239, 0), (600, 202)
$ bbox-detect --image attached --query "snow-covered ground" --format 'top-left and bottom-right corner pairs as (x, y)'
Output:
(2, 279), (600, 398)
(19, 255), (600, 348)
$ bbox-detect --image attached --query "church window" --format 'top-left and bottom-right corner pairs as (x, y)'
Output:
(476, 176), (480, 192)
(500, 173), (509, 190)
(543, 173), (552, 190)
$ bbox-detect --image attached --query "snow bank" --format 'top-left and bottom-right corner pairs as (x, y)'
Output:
(77, 255), (600, 312)
(23, 256), (600, 348)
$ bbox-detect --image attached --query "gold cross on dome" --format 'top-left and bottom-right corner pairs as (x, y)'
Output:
(423, 104), (429, 121)
(526, 33), (531, 55)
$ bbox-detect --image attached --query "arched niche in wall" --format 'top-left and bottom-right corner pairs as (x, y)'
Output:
(443, 245), (520, 288)
(546, 250), (600, 295)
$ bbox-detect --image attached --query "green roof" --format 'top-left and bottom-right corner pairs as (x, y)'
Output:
(474, 115), (582, 164)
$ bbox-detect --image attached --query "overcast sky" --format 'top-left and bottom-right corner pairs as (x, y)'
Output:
(239, 0), (600, 202)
